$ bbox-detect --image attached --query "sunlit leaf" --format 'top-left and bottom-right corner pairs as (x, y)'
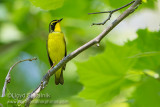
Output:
(129, 29), (160, 73)
(76, 42), (138, 103)
(125, 29), (160, 106)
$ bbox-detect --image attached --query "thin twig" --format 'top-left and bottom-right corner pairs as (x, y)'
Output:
(1, 58), (37, 97)
(88, 0), (135, 25)
(25, 0), (142, 106)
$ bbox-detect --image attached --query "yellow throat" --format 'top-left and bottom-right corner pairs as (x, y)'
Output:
(54, 22), (61, 32)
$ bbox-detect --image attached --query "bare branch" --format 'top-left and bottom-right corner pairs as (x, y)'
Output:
(25, 0), (142, 106)
(1, 58), (37, 97)
(88, 0), (136, 25)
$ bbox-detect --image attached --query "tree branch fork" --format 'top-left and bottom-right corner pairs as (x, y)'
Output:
(2, 58), (37, 97)
(1, 0), (142, 107)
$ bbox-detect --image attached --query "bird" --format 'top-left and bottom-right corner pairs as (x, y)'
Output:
(47, 18), (67, 85)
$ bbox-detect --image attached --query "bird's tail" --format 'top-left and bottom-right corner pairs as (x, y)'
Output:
(55, 69), (64, 85)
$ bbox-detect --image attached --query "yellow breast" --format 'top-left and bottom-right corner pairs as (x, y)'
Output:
(47, 32), (65, 64)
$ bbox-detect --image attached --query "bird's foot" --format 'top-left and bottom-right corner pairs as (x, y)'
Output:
(48, 63), (55, 76)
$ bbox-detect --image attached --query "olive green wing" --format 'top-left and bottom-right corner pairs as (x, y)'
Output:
(58, 36), (67, 85)
(62, 37), (67, 70)
(46, 40), (53, 67)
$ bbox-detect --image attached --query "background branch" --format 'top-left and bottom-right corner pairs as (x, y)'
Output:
(88, 0), (135, 25)
(25, 0), (142, 106)
(1, 58), (37, 97)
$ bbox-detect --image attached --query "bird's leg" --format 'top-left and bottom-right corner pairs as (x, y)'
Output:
(48, 63), (55, 76)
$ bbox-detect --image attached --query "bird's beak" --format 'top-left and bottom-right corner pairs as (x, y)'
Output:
(58, 18), (63, 22)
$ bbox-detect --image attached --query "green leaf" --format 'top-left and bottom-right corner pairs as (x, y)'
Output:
(126, 29), (160, 107)
(76, 42), (138, 103)
(49, 0), (91, 18)
(102, 0), (157, 10)
(132, 29), (160, 52)
(29, 0), (64, 10)
(129, 77), (160, 107)
(129, 29), (160, 72)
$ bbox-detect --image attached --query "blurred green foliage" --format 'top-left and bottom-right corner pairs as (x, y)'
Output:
(29, 0), (64, 10)
(0, 0), (159, 107)
(77, 29), (160, 106)
(77, 42), (138, 103)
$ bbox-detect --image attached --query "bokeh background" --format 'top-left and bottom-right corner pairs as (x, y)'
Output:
(0, 0), (160, 107)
